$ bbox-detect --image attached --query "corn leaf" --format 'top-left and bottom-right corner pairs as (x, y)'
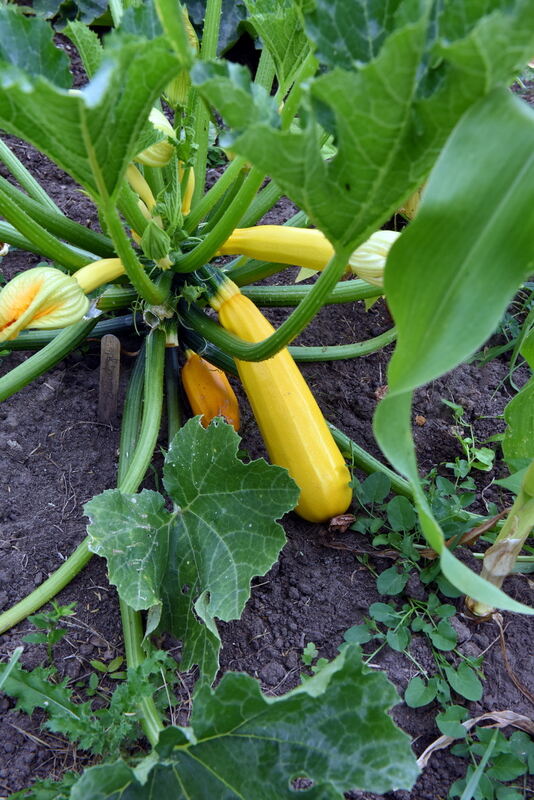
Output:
(70, 645), (419, 799)
(84, 419), (299, 682)
(373, 88), (534, 612)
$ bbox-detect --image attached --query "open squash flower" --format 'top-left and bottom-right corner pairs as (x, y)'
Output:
(217, 225), (401, 287)
(0, 259), (125, 343)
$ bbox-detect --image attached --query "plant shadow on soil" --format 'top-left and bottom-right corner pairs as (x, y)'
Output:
(0, 55), (533, 800)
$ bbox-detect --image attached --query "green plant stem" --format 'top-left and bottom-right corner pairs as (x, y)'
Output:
(116, 336), (166, 746)
(118, 182), (150, 236)
(183, 246), (353, 360)
(327, 423), (414, 499)
(459, 729), (498, 800)
(117, 345), (146, 486)
(0, 138), (62, 214)
(0, 220), (71, 258)
(102, 201), (167, 305)
(241, 279), (382, 306)
(0, 540), (92, 635)
(0, 318), (98, 402)
(142, 165), (164, 200)
(202, 168), (249, 234)
(0, 186), (93, 269)
(119, 599), (163, 745)
(165, 346), (183, 442)
(119, 329), (166, 494)
(97, 286), (138, 311)
(191, 0), (222, 207)
(254, 47), (275, 91)
(279, 52), (317, 127)
(184, 156), (247, 233)
(0, 175), (115, 257)
(1, 315), (138, 351)
(174, 167), (265, 272)
(108, 0), (123, 26)
(0, 330), (165, 635)
(289, 329), (397, 361)
(238, 180), (283, 229)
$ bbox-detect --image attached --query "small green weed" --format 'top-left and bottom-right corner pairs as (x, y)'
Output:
(300, 642), (329, 678)
(22, 601), (77, 663)
(442, 399), (496, 480)
(449, 726), (534, 800)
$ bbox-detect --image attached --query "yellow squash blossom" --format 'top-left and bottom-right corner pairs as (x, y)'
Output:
(0, 259), (125, 342)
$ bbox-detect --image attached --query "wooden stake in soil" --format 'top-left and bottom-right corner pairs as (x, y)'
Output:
(98, 334), (120, 425)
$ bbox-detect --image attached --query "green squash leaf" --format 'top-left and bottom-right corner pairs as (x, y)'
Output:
(85, 419), (299, 682)
(70, 646), (419, 798)
(245, 0), (311, 92)
(0, 35), (182, 199)
(0, 7), (72, 87)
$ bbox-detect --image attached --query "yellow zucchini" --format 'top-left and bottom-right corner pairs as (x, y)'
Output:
(182, 349), (240, 431)
(210, 276), (352, 522)
(217, 225), (338, 271)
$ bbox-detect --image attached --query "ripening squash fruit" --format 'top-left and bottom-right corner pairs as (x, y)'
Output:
(182, 349), (240, 431)
(199, 266), (352, 523)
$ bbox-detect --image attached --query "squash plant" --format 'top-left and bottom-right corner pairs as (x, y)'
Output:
(0, 0), (533, 796)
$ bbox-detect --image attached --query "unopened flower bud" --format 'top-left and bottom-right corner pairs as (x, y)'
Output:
(135, 108), (176, 168)
(348, 230), (401, 287)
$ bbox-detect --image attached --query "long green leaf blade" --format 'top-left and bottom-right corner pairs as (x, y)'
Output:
(374, 88), (534, 611)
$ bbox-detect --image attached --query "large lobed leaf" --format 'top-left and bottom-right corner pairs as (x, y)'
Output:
(69, 645), (419, 799)
(373, 88), (534, 612)
(193, 0), (534, 251)
(245, 0), (312, 93)
(0, 10), (183, 200)
(85, 419), (299, 682)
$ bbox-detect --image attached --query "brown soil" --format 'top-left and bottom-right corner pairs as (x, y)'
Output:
(0, 54), (533, 800)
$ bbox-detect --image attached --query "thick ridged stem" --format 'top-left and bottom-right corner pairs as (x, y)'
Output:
(102, 201), (167, 305)
(0, 318), (98, 402)
(201, 168), (249, 234)
(174, 169), (266, 272)
(241, 279), (382, 306)
(0, 175), (114, 257)
(184, 157), (247, 233)
(184, 247), (353, 360)
(254, 47), (276, 91)
(117, 345), (146, 486)
(2, 315), (138, 351)
(191, 0), (222, 207)
(118, 182), (150, 236)
(0, 186), (93, 269)
(238, 180), (283, 229)
(0, 138), (62, 214)
(165, 346), (183, 443)
(117, 335), (166, 745)
(327, 423), (413, 499)
(289, 329), (397, 361)
(0, 540), (93, 635)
